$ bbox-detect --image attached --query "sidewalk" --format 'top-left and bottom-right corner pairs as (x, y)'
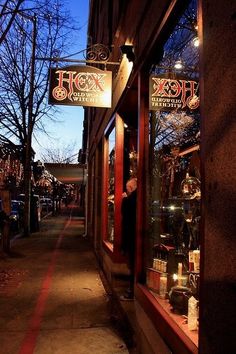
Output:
(0, 204), (136, 354)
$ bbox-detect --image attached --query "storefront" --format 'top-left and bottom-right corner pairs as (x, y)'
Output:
(84, 0), (236, 353)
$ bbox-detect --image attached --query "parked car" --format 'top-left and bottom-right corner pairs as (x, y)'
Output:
(40, 197), (53, 212)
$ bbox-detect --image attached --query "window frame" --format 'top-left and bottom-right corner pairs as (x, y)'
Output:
(102, 114), (124, 261)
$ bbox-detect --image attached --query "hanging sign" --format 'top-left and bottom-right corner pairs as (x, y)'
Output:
(48, 65), (112, 108)
(149, 75), (199, 111)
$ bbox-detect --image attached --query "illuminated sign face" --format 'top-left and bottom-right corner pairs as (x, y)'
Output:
(149, 75), (199, 111)
(49, 65), (112, 108)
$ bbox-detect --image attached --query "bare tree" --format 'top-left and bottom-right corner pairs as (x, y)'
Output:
(0, 0), (25, 45)
(41, 141), (79, 164)
(0, 0), (78, 236)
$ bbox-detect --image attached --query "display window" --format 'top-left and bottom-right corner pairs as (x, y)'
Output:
(145, 0), (200, 346)
(102, 114), (124, 255)
(103, 123), (116, 245)
(123, 124), (138, 182)
(107, 126), (116, 244)
(102, 112), (138, 257)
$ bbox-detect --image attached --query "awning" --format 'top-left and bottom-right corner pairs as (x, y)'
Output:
(44, 163), (86, 185)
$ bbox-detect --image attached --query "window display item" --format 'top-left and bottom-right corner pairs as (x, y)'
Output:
(181, 173), (201, 199)
(153, 258), (167, 272)
(193, 249), (200, 272)
(189, 272), (200, 298)
(159, 274), (167, 298)
(169, 285), (191, 315)
(146, 268), (161, 292)
(188, 296), (199, 331)
(189, 250), (194, 271)
(153, 244), (176, 274)
(177, 262), (183, 286)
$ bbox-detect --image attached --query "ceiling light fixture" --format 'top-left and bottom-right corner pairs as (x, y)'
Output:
(193, 37), (200, 47)
(174, 60), (183, 70)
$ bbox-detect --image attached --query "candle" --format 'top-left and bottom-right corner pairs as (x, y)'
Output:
(193, 250), (200, 272)
(178, 263), (183, 286)
(173, 273), (178, 282)
(159, 274), (167, 298)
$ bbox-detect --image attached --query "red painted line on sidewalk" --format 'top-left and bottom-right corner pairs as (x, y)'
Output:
(18, 217), (71, 354)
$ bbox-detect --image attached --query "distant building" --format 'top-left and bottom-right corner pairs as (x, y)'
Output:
(0, 144), (24, 193)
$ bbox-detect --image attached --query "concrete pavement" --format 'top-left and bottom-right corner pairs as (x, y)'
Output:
(0, 204), (136, 354)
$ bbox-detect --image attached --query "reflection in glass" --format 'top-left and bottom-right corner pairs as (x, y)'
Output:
(123, 125), (137, 183)
(107, 128), (115, 243)
(145, 0), (201, 340)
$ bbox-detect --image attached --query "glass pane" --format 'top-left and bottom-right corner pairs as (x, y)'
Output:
(123, 126), (137, 183)
(107, 127), (115, 243)
(146, 0), (200, 344)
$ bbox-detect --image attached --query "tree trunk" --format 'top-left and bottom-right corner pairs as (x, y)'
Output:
(0, 189), (11, 252)
(23, 15), (36, 237)
(23, 153), (31, 237)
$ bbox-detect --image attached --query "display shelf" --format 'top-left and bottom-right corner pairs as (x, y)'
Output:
(150, 291), (198, 347)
